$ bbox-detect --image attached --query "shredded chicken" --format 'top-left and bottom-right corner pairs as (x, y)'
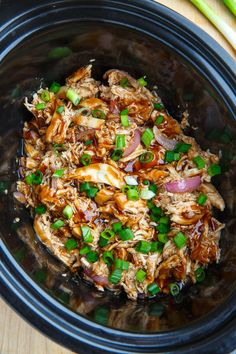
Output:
(15, 66), (225, 300)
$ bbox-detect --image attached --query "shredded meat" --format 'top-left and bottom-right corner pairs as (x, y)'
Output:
(15, 66), (225, 300)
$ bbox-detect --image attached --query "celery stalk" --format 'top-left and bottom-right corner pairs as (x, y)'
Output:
(223, 0), (236, 16)
(190, 0), (236, 50)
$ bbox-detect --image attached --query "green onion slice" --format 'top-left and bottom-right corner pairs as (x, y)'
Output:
(84, 139), (92, 146)
(41, 90), (50, 102)
(35, 204), (46, 214)
(121, 115), (129, 127)
(91, 109), (106, 119)
(197, 193), (207, 205)
(86, 251), (99, 263)
(117, 227), (134, 241)
(169, 282), (180, 296)
(137, 77), (147, 87)
(49, 82), (61, 93)
(52, 169), (64, 178)
(102, 251), (114, 266)
(116, 134), (125, 149)
(80, 153), (92, 166)
(65, 238), (78, 251)
(175, 142), (192, 153)
(193, 155), (206, 169)
(109, 268), (122, 284)
(100, 229), (115, 239)
(136, 240), (151, 253)
(120, 77), (129, 88)
(63, 205), (73, 219)
(66, 88), (80, 105)
(155, 115), (164, 125)
(158, 233), (168, 243)
(25, 170), (43, 185)
(173, 232), (187, 249)
(139, 152), (154, 164)
(208, 164), (221, 176)
(56, 106), (64, 114)
(112, 221), (122, 232)
(195, 267), (206, 282)
(141, 128), (154, 147)
(111, 149), (122, 161)
(115, 258), (130, 270)
(81, 225), (93, 243)
(153, 103), (164, 110)
(127, 189), (139, 201)
(35, 102), (46, 110)
(86, 187), (99, 198)
(136, 269), (147, 282)
(147, 282), (160, 295)
(51, 219), (65, 229)
(80, 245), (91, 255)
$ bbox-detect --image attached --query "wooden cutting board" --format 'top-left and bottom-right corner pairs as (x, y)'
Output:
(1, 1), (235, 354)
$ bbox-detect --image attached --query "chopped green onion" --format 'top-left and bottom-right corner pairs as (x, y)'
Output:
(121, 115), (129, 127)
(102, 251), (114, 266)
(136, 269), (147, 282)
(139, 188), (156, 200)
(127, 189), (139, 201)
(56, 106), (64, 114)
(153, 103), (164, 110)
(159, 216), (170, 224)
(51, 219), (65, 229)
(115, 258), (130, 270)
(86, 187), (99, 198)
(150, 213), (161, 222)
(118, 227), (134, 241)
(101, 229), (115, 239)
(79, 245), (91, 255)
(111, 149), (122, 161)
(147, 199), (155, 209)
(156, 224), (169, 234)
(65, 238), (78, 251)
(52, 169), (64, 178)
(109, 268), (122, 284)
(94, 307), (109, 326)
(139, 152), (154, 164)
(49, 82), (61, 93)
(80, 153), (92, 166)
(149, 183), (157, 194)
(158, 233), (168, 243)
(155, 115), (164, 125)
(25, 170), (43, 185)
(41, 90), (50, 102)
(190, 0), (236, 50)
(86, 251), (99, 263)
(223, 0), (236, 16)
(173, 232), (187, 249)
(66, 88), (80, 105)
(208, 164), (221, 176)
(112, 221), (122, 232)
(143, 180), (150, 186)
(80, 182), (91, 192)
(63, 205), (73, 219)
(52, 143), (65, 152)
(116, 134), (125, 149)
(152, 206), (162, 216)
(197, 193), (207, 205)
(48, 46), (72, 59)
(147, 282), (160, 296)
(164, 151), (180, 163)
(150, 241), (164, 253)
(136, 240), (151, 253)
(169, 282), (180, 296)
(84, 139), (92, 146)
(122, 185), (137, 193)
(91, 109), (106, 119)
(195, 267), (206, 282)
(35, 102), (46, 110)
(175, 142), (192, 153)
(99, 236), (109, 247)
(193, 155), (206, 169)
(137, 77), (147, 87)
(35, 204), (46, 214)
(120, 77), (129, 88)
(141, 128), (154, 147)
(81, 225), (93, 243)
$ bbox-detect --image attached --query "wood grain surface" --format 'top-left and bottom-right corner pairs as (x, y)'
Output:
(1, 1), (235, 354)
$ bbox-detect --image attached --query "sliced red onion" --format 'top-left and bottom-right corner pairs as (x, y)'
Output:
(165, 176), (201, 193)
(110, 100), (120, 115)
(153, 125), (177, 150)
(123, 129), (140, 157)
(13, 191), (26, 204)
(124, 160), (135, 172)
(51, 177), (58, 191)
(83, 268), (108, 286)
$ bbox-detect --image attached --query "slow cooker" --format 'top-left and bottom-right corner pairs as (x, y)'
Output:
(0, 1), (236, 353)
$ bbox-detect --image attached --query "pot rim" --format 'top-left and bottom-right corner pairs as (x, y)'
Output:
(0, 1), (236, 353)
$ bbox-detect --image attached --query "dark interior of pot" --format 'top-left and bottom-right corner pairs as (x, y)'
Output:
(0, 23), (236, 333)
